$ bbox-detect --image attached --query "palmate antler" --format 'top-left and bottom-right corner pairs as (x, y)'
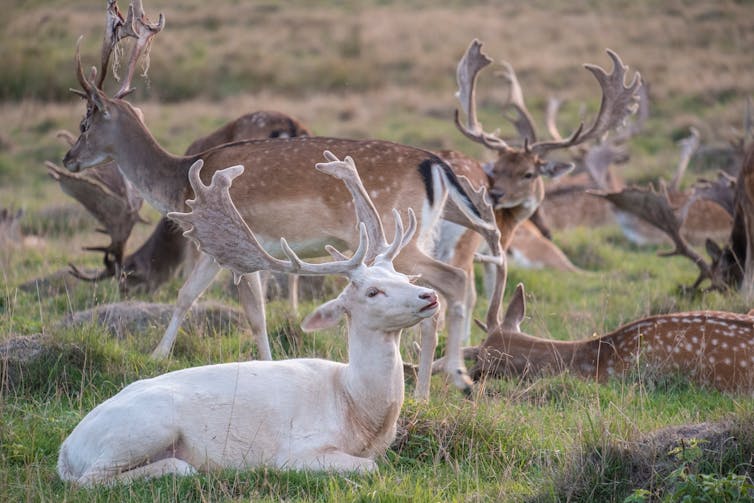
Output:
(455, 39), (642, 157)
(168, 153), (415, 282)
(46, 160), (144, 281)
(597, 181), (717, 290)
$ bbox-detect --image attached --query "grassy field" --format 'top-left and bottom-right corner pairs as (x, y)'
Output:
(2, 0), (754, 501)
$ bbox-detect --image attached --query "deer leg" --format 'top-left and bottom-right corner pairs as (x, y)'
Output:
(287, 274), (299, 316)
(151, 252), (221, 359)
(415, 315), (439, 400)
(462, 262), (477, 345)
(395, 246), (473, 398)
(237, 272), (272, 360)
(289, 450), (377, 473)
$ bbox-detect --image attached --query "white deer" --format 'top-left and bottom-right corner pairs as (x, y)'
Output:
(57, 153), (439, 486)
(63, 1), (500, 399)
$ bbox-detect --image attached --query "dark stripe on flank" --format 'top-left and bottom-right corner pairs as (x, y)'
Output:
(418, 158), (481, 218)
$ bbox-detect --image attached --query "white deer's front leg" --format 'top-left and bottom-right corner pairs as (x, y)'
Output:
(152, 252), (221, 359)
(290, 450), (378, 473)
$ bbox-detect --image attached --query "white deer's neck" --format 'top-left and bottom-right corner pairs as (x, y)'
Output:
(343, 324), (404, 403)
(341, 321), (405, 450)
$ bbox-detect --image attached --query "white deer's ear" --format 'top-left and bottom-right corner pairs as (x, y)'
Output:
(301, 298), (346, 332)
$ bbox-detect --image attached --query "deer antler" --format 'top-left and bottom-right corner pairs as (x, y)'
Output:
(73, 0), (164, 103)
(530, 50), (641, 156)
(597, 181), (713, 289)
(110, 0), (165, 98)
(46, 160), (144, 281)
(455, 41), (642, 158)
(669, 127), (701, 192)
(168, 159), (386, 281)
(454, 39), (511, 151)
(314, 150), (417, 264)
(498, 61), (538, 143)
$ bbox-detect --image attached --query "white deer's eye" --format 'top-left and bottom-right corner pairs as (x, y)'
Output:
(366, 287), (381, 298)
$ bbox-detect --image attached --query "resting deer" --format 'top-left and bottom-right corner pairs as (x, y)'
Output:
(435, 39), (640, 339)
(470, 283), (754, 392)
(594, 133), (752, 292)
(62, 2), (498, 398)
(57, 154), (439, 486)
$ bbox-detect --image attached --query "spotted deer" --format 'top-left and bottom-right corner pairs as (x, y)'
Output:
(57, 154), (439, 486)
(435, 39), (641, 341)
(62, 1), (499, 398)
(470, 283), (754, 392)
(52, 109), (311, 295)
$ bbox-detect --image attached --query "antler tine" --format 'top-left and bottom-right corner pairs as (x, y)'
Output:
(498, 61), (538, 144)
(530, 49), (642, 157)
(545, 97), (565, 142)
(96, 0), (126, 89)
(316, 150), (397, 262)
(454, 39), (512, 151)
(55, 130), (77, 147)
(73, 36), (95, 96)
(168, 160), (369, 280)
(669, 127), (701, 191)
(113, 0), (165, 99)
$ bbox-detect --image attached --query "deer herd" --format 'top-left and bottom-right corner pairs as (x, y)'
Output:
(11, 0), (747, 485)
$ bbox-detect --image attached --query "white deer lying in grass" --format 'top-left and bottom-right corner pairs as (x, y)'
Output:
(57, 153), (439, 486)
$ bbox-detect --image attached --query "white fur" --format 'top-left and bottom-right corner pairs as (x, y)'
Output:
(58, 260), (438, 486)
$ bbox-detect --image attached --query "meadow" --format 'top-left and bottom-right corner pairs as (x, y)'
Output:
(2, 0), (754, 500)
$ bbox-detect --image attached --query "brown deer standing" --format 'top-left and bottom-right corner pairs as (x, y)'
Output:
(471, 283), (754, 393)
(434, 39), (641, 341)
(53, 109), (311, 295)
(62, 1), (500, 399)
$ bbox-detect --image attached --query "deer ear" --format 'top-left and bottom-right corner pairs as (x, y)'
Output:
(538, 160), (574, 179)
(502, 283), (526, 332)
(301, 298), (346, 332)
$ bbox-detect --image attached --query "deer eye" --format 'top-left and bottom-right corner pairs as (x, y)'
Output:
(523, 172), (536, 180)
(366, 287), (381, 298)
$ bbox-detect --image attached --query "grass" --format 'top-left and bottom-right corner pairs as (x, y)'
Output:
(2, 0), (754, 501)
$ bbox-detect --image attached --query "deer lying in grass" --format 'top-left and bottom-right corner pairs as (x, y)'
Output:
(62, 1), (498, 398)
(470, 283), (754, 392)
(595, 137), (753, 293)
(57, 154), (439, 486)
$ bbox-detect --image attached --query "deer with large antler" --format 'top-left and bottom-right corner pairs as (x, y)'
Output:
(435, 39), (641, 340)
(469, 283), (754, 393)
(62, 1), (500, 399)
(593, 129), (752, 293)
(51, 109), (311, 295)
(57, 154), (440, 486)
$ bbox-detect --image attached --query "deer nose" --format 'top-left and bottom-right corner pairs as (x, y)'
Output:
(62, 151), (79, 172)
(420, 291), (437, 304)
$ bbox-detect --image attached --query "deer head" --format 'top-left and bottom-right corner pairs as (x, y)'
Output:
(64, 0), (164, 173)
(455, 39), (642, 211)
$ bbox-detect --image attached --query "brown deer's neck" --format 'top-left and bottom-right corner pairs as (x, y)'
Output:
(110, 104), (193, 214)
(495, 180), (544, 250)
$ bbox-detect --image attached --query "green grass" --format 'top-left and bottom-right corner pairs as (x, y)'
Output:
(2, 0), (754, 500)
